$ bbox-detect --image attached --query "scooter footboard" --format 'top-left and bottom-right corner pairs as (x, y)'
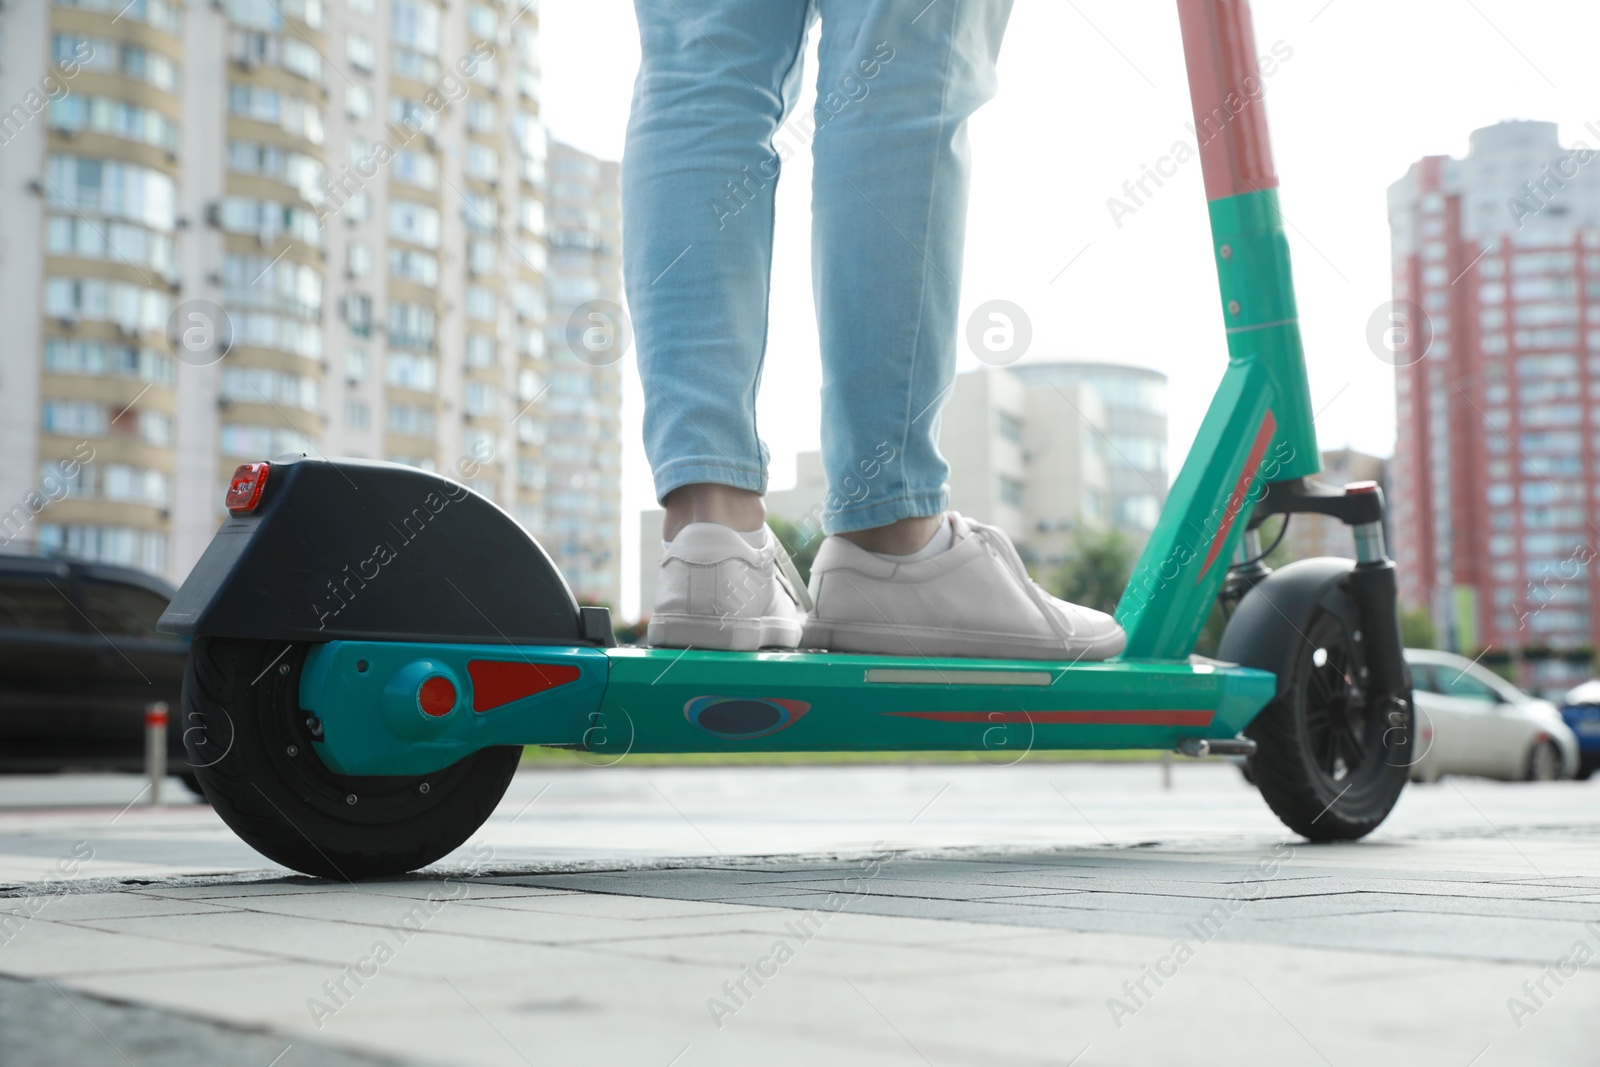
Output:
(157, 456), (585, 646)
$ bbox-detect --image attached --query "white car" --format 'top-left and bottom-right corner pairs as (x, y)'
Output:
(1404, 649), (1580, 783)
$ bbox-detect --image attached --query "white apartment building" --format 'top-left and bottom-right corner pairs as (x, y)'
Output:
(0, 0), (622, 607)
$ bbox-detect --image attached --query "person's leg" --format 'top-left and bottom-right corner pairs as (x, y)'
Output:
(628, 0), (817, 648)
(809, 0), (1014, 540)
(624, 0), (816, 538)
(801, 0), (1125, 661)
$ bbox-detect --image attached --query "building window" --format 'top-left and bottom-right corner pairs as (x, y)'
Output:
(388, 247), (439, 286)
(220, 423), (312, 458)
(221, 367), (320, 411)
(346, 84), (373, 119)
(41, 400), (107, 438)
(346, 348), (367, 381)
(393, 150), (438, 190)
(50, 97), (180, 152)
(388, 200), (441, 248)
(345, 399), (370, 430)
(386, 352), (438, 391)
(38, 524), (167, 574)
(347, 241), (372, 278)
(465, 286), (497, 322)
(465, 383), (499, 417)
(46, 157), (176, 231)
(392, 0), (441, 55)
(344, 292), (373, 336)
(468, 3), (497, 39)
(997, 411), (1023, 445)
(44, 277), (170, 332)
(45, 341), (172, 384)
(387, 302), (437, 350)
(387, 403), (436, 437)
(466, 334), (496, 367)
(468, 239), (497, 275)
(139, 411), (172, 446)
(467, 145), (499, 182)
(998, 476), (1024, 509)
(462, 191), (497, 233)
(467, 98), (497, 133)
(347, 32), (375, 71)
(283, 39), (322, 80)
(55, 35), (180, 92)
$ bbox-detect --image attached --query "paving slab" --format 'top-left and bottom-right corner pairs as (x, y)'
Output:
(3, 764), (1600, 1065)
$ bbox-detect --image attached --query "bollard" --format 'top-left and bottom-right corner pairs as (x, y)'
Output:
(1161, 750), (1173, 791)
(145, 701), (168, 806)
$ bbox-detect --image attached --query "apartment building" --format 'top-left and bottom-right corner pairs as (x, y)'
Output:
(0, 0), (622, 606)
(1390, 120), (1600, 687)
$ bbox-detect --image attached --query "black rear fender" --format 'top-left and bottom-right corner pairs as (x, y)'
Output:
(158, 456), (584, 645)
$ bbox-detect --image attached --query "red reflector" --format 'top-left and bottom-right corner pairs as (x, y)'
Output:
(1344, 480), (1380, 496)
(418, 676), (457, 717)
(225, 462), (270, 514)
(467, 660), (581, 712)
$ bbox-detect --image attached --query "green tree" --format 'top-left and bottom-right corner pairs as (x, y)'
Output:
(767, 515), (823, 585)
(1398, 606), (1437, 650)
(1050, 526), (1136, 616)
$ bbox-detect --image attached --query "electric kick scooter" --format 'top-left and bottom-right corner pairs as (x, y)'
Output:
(160, 0), (1414, 878)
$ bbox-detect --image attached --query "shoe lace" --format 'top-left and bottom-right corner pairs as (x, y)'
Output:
(960, 513), (1075, 640)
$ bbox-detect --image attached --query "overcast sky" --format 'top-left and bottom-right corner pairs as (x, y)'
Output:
(540, 0), (1600, 618)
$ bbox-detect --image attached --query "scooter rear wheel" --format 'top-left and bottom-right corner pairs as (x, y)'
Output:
(182, 637), (520, 879)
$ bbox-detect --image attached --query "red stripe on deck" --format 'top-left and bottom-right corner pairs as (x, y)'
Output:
(467, 660), (581, 712)
(884, 710), (1215, 726)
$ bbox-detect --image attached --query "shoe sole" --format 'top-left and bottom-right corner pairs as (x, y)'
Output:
(801, 619), (1125, 662)
(647, 614), (802, 652)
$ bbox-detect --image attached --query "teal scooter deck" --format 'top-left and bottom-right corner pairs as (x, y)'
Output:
(301, 642), (1276, 776)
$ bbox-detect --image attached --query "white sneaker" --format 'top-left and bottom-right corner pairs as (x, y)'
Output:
(647, 523), (809, 650)
(802, 512), (1126, 661)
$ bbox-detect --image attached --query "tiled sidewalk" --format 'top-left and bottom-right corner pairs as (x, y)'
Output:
(2, 765), (1598, 1066)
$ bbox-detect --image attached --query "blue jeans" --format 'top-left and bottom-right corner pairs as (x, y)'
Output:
(624, 0), (1013, 534)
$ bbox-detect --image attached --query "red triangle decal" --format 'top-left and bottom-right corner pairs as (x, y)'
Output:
(467, 660), (582, 712)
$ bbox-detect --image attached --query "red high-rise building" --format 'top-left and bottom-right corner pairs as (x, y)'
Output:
(1389, 120), (1600, 691)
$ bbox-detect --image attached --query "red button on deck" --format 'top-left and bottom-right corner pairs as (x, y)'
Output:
(418, 676), (457, 717)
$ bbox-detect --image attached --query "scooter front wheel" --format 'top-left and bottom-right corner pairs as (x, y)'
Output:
(1221, 559), (1412, 842)
(182, 637), (521, 879)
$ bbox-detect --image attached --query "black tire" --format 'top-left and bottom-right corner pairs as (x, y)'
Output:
(179, 771), (206, 799)
(1577, 762), (1596, 782)
(182, 636), (521, 879)
(1525, 740), (1562, 782)
(1220, 560), (1412, 842)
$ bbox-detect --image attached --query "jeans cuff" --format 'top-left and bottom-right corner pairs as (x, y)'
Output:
(824, 490), (949, 535)
(653, 458), (768, 504)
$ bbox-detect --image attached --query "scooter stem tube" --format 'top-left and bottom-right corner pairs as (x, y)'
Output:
(1176, 0), (1318, 476)
(1115, 2), (1320, 657)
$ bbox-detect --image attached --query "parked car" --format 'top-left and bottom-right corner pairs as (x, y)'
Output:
(1558, 680), (1600, 780)
(1405, 648), (1579, 783)
(0, 553), (196, 789)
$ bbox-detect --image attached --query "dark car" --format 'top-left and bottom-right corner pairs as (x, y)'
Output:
(1559, 680), (1600, 780)
(0, 553), (193, 786)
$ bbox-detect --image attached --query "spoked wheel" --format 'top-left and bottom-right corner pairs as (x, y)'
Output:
(1220, 559), (1414, 843)
(1300, 615), (1374, 785)
(1526, 740), (1562, 782)
(183, 637), (521, 879)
